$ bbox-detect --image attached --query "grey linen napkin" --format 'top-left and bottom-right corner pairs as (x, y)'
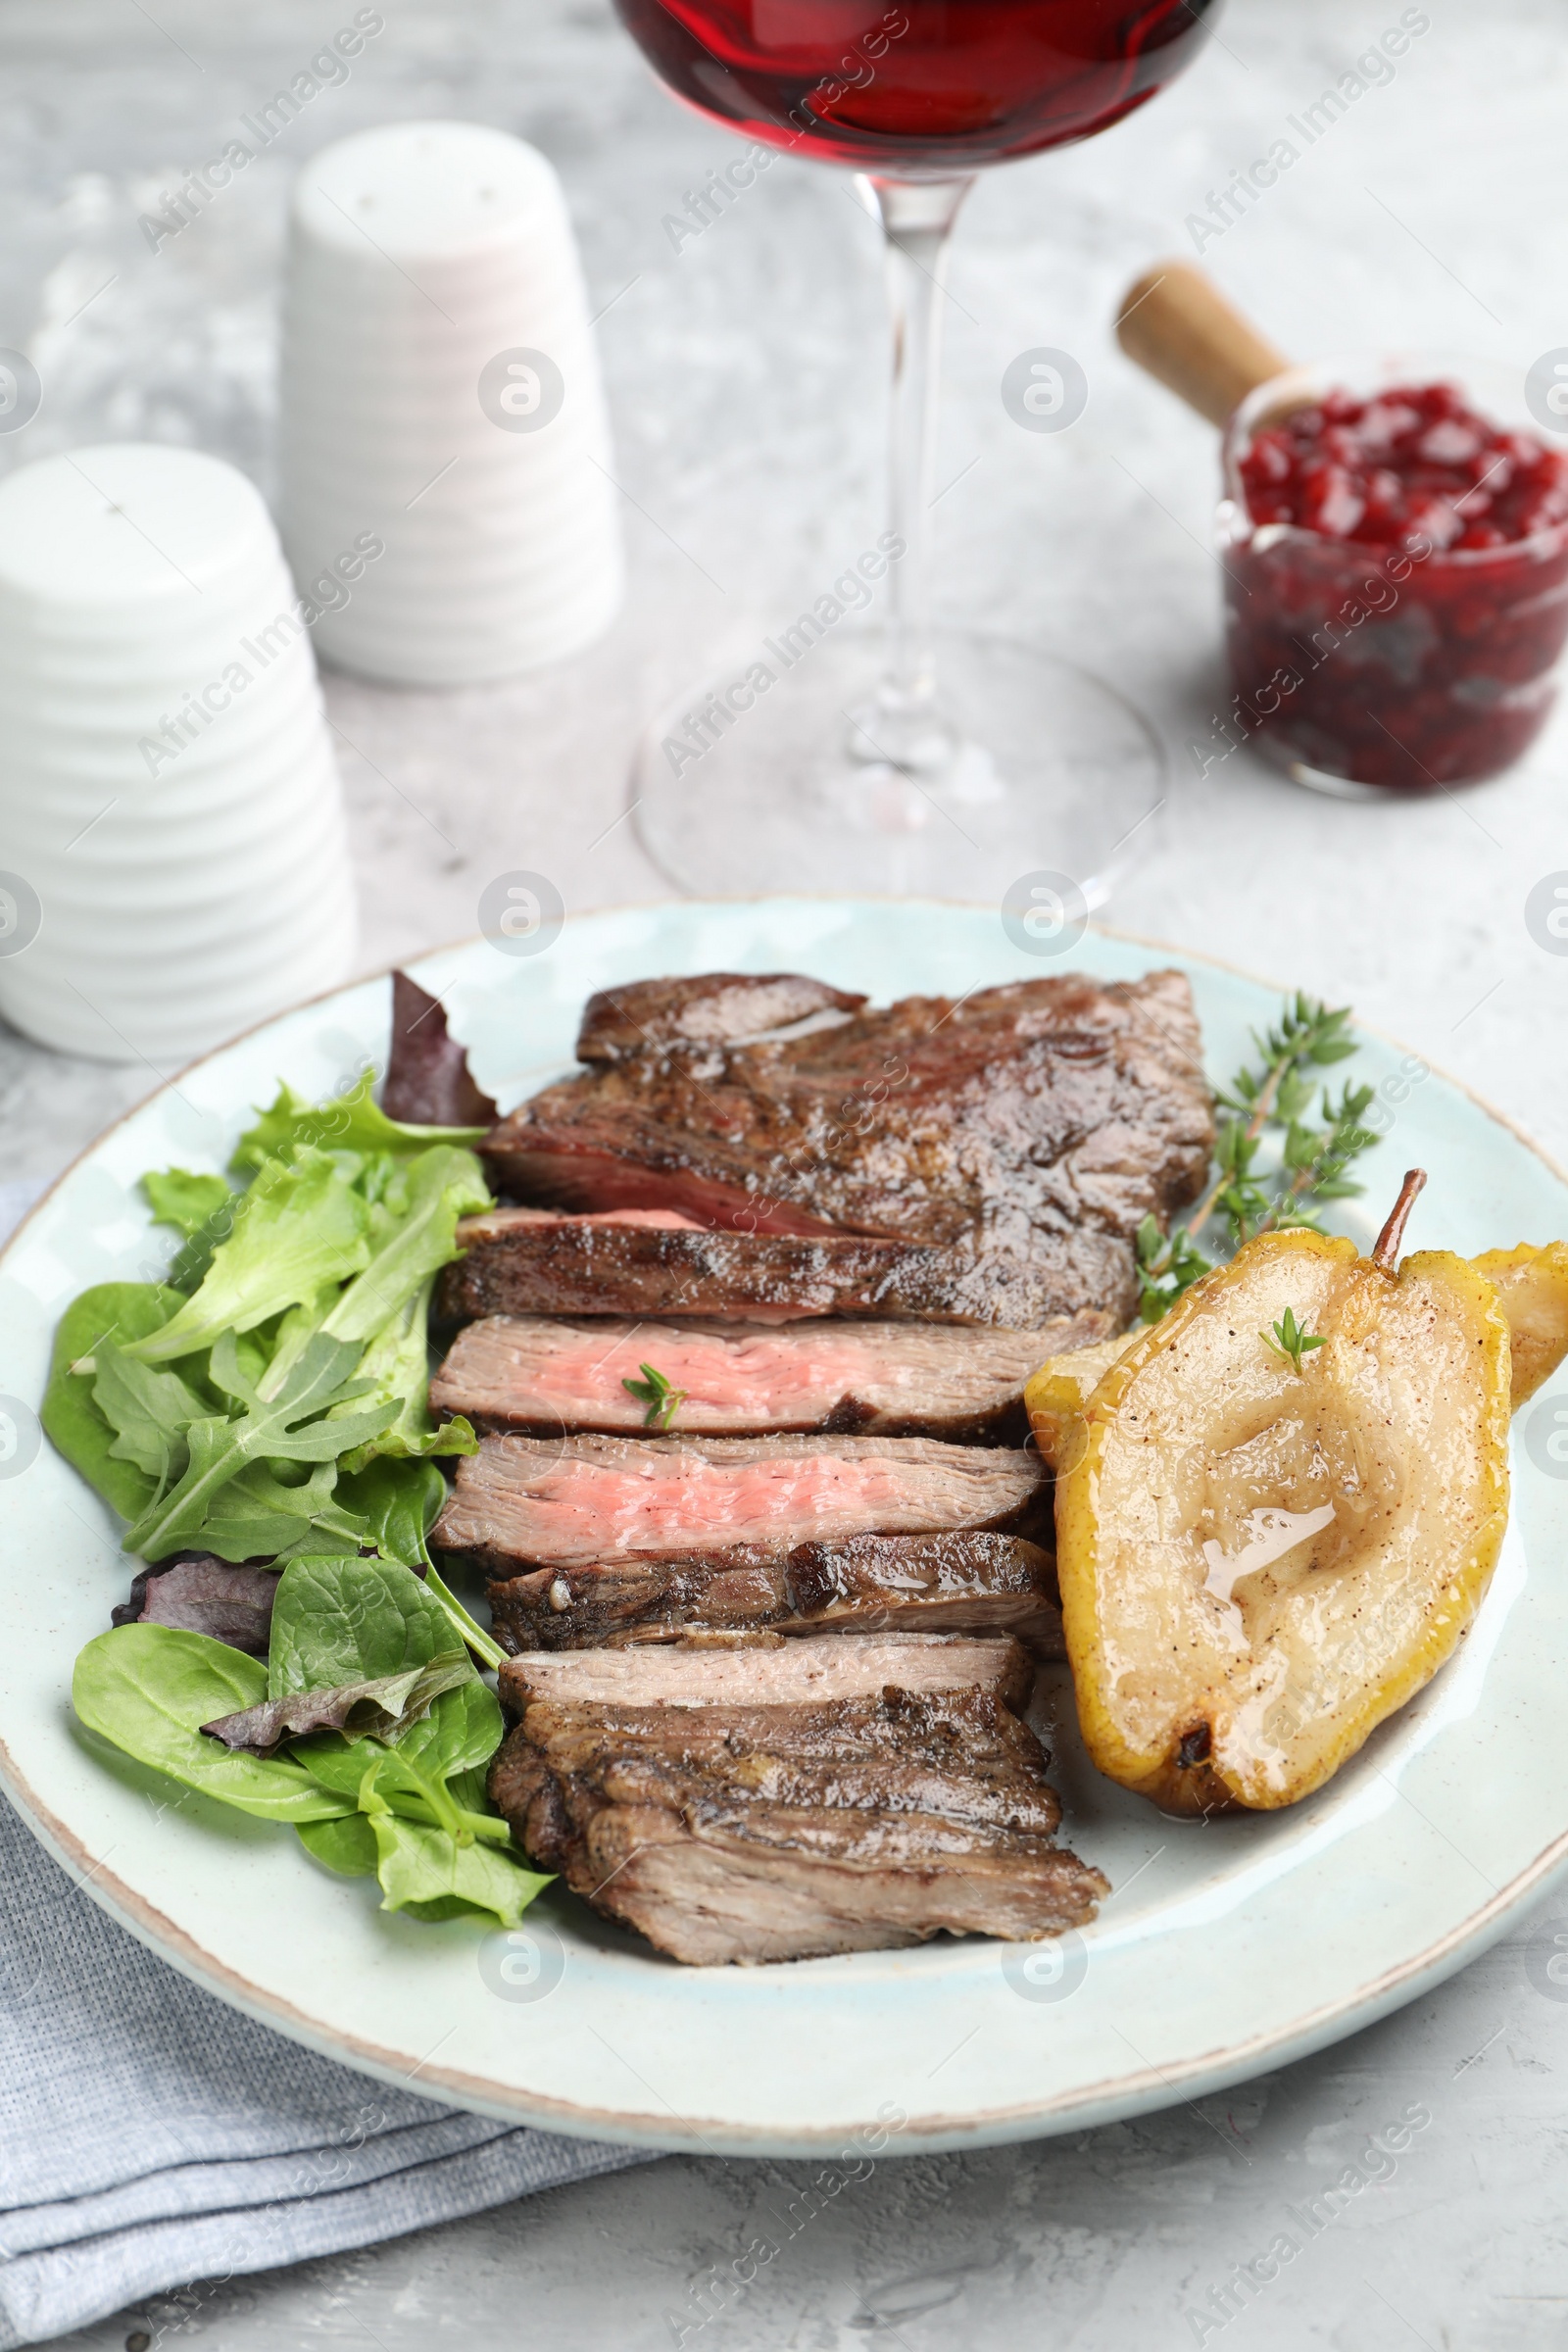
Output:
(0, 1178), (651, 2349)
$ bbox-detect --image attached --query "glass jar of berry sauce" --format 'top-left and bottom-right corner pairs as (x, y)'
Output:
(1218, 358), (1568, 793)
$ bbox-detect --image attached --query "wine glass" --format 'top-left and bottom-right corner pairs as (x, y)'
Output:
(615, 0), (1220, 905)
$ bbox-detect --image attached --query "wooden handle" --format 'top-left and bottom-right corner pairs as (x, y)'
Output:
(1115, 261), (1291, 427)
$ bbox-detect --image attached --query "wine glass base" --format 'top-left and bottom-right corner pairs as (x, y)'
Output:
(631, 628), (1167, 905)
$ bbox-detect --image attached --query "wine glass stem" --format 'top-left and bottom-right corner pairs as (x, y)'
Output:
(863, 173), (974, 758)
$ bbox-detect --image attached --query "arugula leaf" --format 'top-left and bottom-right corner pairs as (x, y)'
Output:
(202, 1653), (472, 1755)
(266, 1551), (463, 1697)
(40, 1284), (187, 1520)
(233, 1074), (487, 1174)
(194, 1459), (369, 1564)
(91, 1339), (210, 1488)
(73, 1627), (354, 1823)
(126, 1152), (372, 1365)
(123, 1334), (396, 1561)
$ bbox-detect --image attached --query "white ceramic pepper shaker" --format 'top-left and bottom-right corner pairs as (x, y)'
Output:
(277, 120), (623, 687)
(0, 442), (355, 1064)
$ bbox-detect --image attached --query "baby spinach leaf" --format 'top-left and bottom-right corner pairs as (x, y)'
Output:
(267, 1551), (462, 1697)
(127, 1152), (372, 1365)
(338, 1456), (447, 1567)
(395, 1675), (506, 1784)
(73, 1627), (353, 1823)
(203, 1653), (471, 1754)
(288, 1680), (502, 1800)
(123, 1334), (396, 1561)
(41, 1284), (187, 1520)
(296, 1814), (378, 1877)
(233, 1074), (488, 1174)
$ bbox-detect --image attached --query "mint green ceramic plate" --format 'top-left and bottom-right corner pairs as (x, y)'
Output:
(2, 901), (1565, 2157)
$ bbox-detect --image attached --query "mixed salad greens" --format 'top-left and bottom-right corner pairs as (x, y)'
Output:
(43, 1072), (549, 1929)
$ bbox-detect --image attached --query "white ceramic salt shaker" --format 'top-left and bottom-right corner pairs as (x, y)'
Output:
(277, 120), (623, 687)
(0, 443), (356, 1064)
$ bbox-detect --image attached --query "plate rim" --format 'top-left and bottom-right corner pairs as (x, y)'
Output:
(4, 897), (1567, 2155)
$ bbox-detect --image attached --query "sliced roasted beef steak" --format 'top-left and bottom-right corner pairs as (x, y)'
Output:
(480, 971), (1212, 1290)
(433, 1431), (1051, 1575)
(430, 1312), (1102, 1442)
(488, 1530), (1063, 1656)
(498, 1628), (1035, 1712)
(436, 1206), (1131, 1328)
(489, 1639), (1106, 1962)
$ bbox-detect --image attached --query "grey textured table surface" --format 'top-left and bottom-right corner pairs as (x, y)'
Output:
(5, 0), (1568, 2344)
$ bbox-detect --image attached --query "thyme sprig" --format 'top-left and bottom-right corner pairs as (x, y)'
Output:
(1260, 1306), (1327, 1375)
(1137, 995), (1382, 1324)
(622, 1361), (688, 1430)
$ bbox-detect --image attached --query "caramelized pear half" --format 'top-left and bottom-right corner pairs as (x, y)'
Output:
(1471, 1242), (1568, 1406)
(1024, 1334), (1139, 1473)
(1054, 1228), (1511, 1814)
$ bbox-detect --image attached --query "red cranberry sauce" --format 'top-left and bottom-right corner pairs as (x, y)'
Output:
(1224, 381), (1568, 788)
(1239, 381), (1568, 556)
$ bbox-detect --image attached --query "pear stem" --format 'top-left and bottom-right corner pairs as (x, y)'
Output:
(1372, 1167), (1427, 1270)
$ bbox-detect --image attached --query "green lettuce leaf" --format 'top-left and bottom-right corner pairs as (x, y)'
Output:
(72, 1627), (354, 1823)
(360, 1773), (549, 1928)
(142, 1167), (233, 1238)
(233, 1074), (488, 1174)
(126, 1152), (372, 1365)
(334, 1279), (476, 1471)
(292, 1679), (504, 1800)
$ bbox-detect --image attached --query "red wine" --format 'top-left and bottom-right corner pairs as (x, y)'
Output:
(612, 0), (1218, 174)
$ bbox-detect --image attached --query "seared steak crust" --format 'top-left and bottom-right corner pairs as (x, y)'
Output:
(434, 1432), (1052, 1575)
(436, 1205), (1132, 1329)
(483, 968), (1212, 1261)
(487, 1530), (1064, 1656)
(577, 973), (866, 1063)
(488, 1684), (1107, 1963)
(430, 1311), (1107, 1443)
